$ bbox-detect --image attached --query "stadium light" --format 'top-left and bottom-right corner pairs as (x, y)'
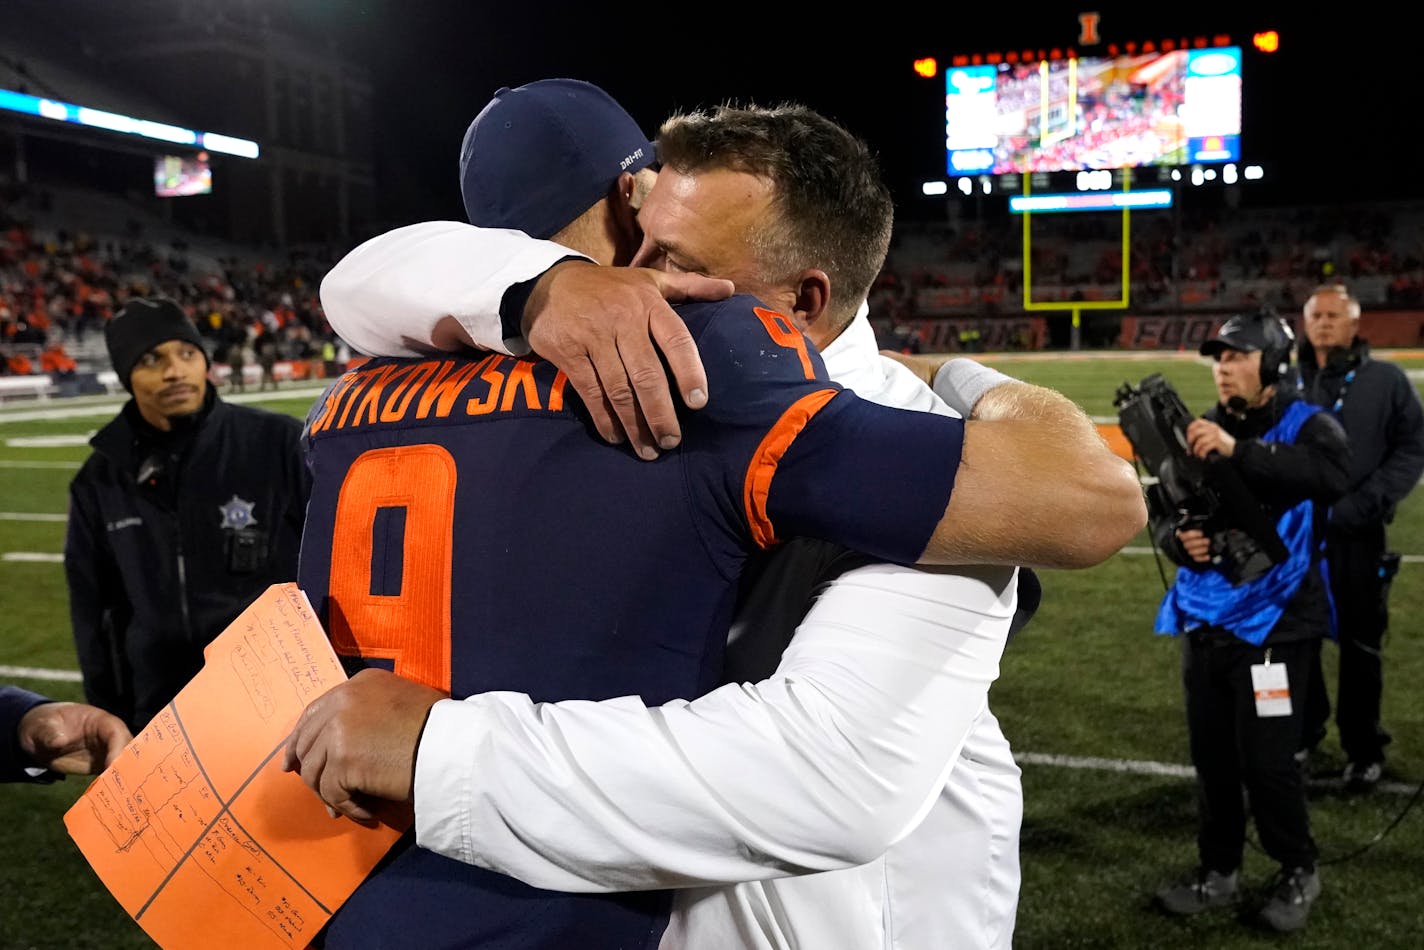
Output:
(1253, 30), (1280, 53)
(0, 87), (260, 159)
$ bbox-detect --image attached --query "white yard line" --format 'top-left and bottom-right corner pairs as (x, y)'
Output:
(0, 664), (82, 683)
(0, 384), (329, 424)
(5, 435), (93, 447)
(0, 460), (81, 469)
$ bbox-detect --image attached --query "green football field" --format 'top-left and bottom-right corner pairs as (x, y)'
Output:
(2, 352), (1422, 949)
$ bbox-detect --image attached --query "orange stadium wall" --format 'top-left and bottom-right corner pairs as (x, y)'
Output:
(1119, 310), (1424, 350)
(886, 317), (1049, 351)
(882, 310), (1424, 353)
(211, 359), (331, 386)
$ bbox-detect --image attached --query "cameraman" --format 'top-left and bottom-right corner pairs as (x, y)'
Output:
(1153, 309), (1350, 934)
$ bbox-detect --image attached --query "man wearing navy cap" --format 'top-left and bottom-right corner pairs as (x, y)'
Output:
(324, 78), (717, 456)
(294, 80), (1142, 950)
(458, 80), (656, 247)
(65, 297), (312, 732)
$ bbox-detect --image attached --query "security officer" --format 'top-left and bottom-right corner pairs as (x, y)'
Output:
(65, 297), (311, 732)
(1152, 308), (1349, 934)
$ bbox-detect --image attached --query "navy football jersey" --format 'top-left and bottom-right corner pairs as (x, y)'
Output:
(297, 294), (962, 949)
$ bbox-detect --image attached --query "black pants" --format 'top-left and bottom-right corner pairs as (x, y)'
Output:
(1304, 524), (1393, 764)
(1183, 633), (1318, 873)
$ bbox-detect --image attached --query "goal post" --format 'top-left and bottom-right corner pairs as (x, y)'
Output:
(1020, 168), (1135, 350)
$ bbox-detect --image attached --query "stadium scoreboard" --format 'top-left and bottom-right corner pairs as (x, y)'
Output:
(922, 21), (1276, 203)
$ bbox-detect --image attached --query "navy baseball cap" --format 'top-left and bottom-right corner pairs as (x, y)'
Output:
(458, 78), (656, 240)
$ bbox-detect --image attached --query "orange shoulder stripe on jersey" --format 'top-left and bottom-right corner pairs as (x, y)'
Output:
(743, 387), (839, 549)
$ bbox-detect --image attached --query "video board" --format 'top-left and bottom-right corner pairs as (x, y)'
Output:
(945, 46), (1241, 177)
(154, 153), (212, 197)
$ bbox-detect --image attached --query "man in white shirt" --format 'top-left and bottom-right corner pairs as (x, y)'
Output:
(288, 81), (1142, 949)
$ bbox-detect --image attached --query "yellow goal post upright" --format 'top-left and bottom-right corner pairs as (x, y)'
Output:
(1020, 166), (1134, 351)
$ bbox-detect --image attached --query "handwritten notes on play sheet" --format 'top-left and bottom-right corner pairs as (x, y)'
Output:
(65, 583), (406, 949)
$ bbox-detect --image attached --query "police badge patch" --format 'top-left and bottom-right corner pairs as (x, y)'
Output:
(218, 495), (258, 531)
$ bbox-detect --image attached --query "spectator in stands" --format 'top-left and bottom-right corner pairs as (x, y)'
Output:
(1, 685), (131, 782)
(0, 186), (350, 381)
(40, 342), (77, 379)
(1297, 283), (1424, 791)
(319, 338), (338, 377)
(64, 297), (311, 732)
(257, 334), (279, 390)
(225, 333), (248, 393)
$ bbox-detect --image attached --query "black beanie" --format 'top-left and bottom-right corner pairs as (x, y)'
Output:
(105, 298), (209, 391)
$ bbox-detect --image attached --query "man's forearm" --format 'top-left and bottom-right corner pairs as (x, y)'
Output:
(875, 361), (1146, 570)
(319, 221), (582, 357)
(879, 352), (1014, 418)
(920, 384), (1147, 569)
(415, 562), (1014, 891)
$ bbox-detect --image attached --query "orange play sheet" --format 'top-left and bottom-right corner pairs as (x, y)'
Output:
(64, 583), (406, 949)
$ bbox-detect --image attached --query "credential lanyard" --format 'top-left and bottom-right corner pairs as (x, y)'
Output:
(1331, 368), (1356, 414)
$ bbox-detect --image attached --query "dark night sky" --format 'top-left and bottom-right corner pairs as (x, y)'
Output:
(342, 3), (1415, 228)
(8, 2), (1411, 226)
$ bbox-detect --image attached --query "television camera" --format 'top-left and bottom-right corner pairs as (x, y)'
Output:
(1113, 373), (1287, 585)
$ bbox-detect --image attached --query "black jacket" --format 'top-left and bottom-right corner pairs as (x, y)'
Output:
(1298, 336), (1424, 533)
(64, 389), (311, 730)
(1152, 385), (1351, 643)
